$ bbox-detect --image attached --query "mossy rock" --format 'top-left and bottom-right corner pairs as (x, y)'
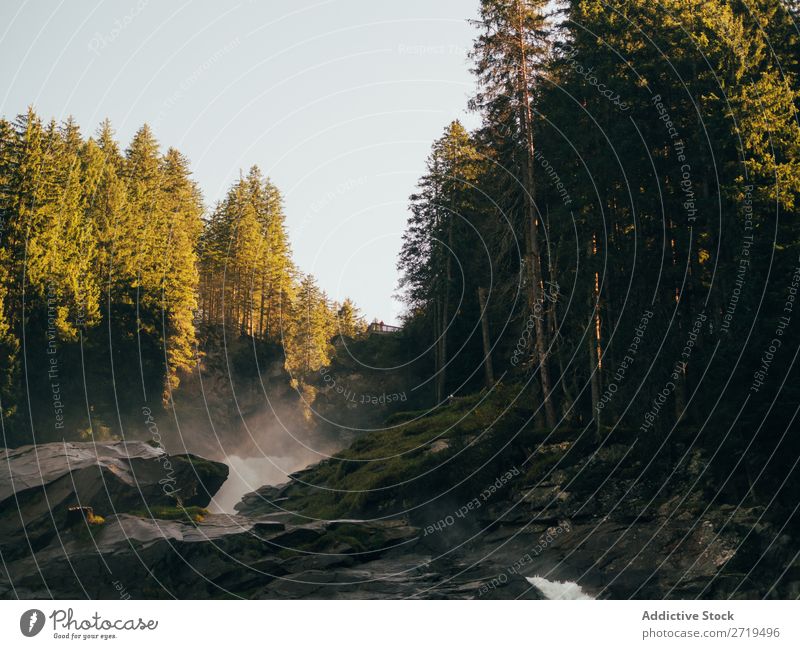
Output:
(130, 505), (209, 524)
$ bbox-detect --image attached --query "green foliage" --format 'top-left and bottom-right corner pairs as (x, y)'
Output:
(0, 112), (200, 442)
(198, 166), (295, 342)
(398, 121), (492, 399)
(335, 297), (366, 338)
(398, 0), (800, 447)
(284, 274), (336, 380)
(272, 383), (540, 518)
(0, 109), (363, 445)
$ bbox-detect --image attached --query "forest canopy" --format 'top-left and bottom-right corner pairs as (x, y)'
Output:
(1, 0), (798, 470)
(397, 0), (800, 468)
(0, 110), (364, 446)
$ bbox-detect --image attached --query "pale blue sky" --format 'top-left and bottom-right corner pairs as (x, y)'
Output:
(0, 0), (482, 322)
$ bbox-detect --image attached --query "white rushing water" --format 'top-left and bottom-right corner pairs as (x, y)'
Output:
(526, 576), (593, 600)
(209, 455), (299, 514)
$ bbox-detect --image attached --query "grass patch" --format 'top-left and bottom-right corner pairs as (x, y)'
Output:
(384, 408), (432, 426)
(276, 382), (551, 518)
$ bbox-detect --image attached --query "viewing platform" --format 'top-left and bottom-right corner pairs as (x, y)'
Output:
(367, 321), (401, 334)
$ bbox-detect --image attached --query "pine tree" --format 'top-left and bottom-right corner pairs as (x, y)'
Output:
(0, 118), (20, 423)
(285, 274), (335, 378)
(82, 119), (132, 294)
(198, 166), (295, 342)
(336, 298), (366, 338)
(124, 124), (165, 310)
(470, 0), (557, 427)
(399, 121), (487, 400)
(159, 147), (203, 398)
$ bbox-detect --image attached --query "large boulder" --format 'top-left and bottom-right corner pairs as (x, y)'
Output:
(0, 441), (228, 559)
(0, 510), (542, 599)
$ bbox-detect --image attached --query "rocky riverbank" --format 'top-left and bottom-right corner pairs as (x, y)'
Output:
(0, 441), (537, 598)
(2, 395), (798, 599)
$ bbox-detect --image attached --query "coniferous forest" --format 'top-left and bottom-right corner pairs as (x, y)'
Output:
(0, 113), (363, 447)
(2, 0), (800, 609)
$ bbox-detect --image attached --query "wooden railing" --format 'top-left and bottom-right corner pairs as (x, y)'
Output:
(367, 322), (401, 334)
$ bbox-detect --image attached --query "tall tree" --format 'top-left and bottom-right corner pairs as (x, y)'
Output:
(284, 274), (335, 378)
(336, 298), (366, 338)
(399, 121), (485, 401)
(159, 147), (204, 397)
(470, 0), (557, 427)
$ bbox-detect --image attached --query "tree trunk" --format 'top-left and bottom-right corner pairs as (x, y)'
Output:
(587, 235), (602, 439)
(516, 5), (556, 429)
(477, 286), (494, 388)
(588, 322), (602, 439)
(433, 298), (443, 402)
(436, 214), (453, 402)
(258, 274), (266, 338)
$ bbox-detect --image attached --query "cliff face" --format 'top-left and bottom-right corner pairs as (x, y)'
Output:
(150, 332), (422, 466)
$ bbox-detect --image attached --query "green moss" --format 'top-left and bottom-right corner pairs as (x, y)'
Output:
(273, 382), (550, 519)
(384, 408), (433, 426)
(278, 522), (394, 558)
(524, 449), (566, 481)
(130, 505), (209, 523)
(172, 453), (227, 478)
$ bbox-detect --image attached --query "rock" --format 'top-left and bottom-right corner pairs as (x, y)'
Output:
(251, 520), (286, 536)
(429, 439), (451, 453)
(517, 483), (564, 509)
(0, 513), (271, 598)
(2, 433), (797, 599)
(0, 441), (228, 559)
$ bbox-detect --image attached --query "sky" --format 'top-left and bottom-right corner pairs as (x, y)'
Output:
(0, 0), (483, 323)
